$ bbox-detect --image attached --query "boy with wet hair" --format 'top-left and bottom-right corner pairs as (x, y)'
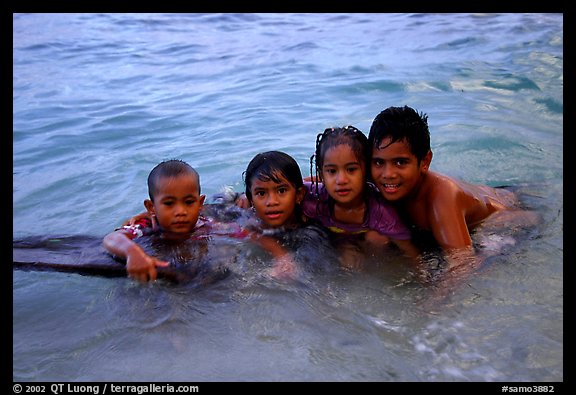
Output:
(103, 159), (207, 282)
(368, 105), (538, 264)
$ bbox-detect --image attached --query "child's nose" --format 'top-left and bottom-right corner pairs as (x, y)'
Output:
(336, 172), (348, 183)
(266, 193), (279, 205)
(381, 164), (396, 178)
(175, 203), (188, 214)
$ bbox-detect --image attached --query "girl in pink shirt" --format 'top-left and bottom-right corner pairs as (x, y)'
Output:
(305, 126), (420, 262)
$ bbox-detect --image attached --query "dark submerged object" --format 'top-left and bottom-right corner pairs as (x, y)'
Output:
(13, 234), (233, 285)
(13, 235), (127, 277)
(13, 202), (245, 285)
(12, 200), (341, 284)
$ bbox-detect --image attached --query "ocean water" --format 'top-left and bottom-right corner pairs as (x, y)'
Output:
(13, 13), (563, 382)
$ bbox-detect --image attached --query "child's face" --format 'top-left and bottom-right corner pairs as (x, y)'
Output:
(249, 173), (304, 228)
(370, 137), (431, 202)
(145, 174), (206, 236)
(320, 144), (366, 207)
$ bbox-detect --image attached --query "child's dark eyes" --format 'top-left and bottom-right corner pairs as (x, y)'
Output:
(161, 199), (197, 207)
(372, 158), (408, 167)
(253, 184), (291, 198)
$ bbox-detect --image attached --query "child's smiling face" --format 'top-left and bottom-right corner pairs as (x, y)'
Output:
(370, 137), (430, 202)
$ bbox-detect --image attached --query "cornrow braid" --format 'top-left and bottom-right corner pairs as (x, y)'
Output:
(310, 128), (330, 199)
(309, 125), (368, 201)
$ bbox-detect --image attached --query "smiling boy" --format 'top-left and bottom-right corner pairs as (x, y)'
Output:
(367, 106), (537, 260)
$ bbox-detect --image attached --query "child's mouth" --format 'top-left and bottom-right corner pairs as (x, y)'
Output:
(265, 211), (282, 219)
(381, 183), (400, 193)
(335, 189), (352, 196)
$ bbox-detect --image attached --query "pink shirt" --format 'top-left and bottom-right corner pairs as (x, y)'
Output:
(301, 181), (411, 240)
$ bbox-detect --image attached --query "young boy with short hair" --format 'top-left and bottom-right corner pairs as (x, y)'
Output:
(368, 105), (538, 263)
(103, 159), (208, 282)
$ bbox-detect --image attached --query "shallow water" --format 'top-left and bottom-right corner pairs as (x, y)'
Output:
(13, 13), (563, 382)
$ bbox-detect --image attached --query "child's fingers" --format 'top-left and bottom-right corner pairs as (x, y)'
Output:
(235, 194), (250, 209)
(130, 271), (151, 283)
(147, 268), (157, 281)
(154, 259), (170, 267)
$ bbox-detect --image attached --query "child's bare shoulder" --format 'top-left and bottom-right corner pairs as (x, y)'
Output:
(426, 172), (462, 200)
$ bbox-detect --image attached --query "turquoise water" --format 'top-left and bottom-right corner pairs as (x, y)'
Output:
(13, 13), (563, 382)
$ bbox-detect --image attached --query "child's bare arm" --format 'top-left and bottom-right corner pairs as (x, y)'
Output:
(429, 200), (472, 250)
(103, 230), (169, 282)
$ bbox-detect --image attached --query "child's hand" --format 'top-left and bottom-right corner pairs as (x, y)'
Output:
(121, 211), (152, 227)
(269, 254), (298, 281)
(126, 246), (170, 282)
(364, 230), (390, 246)
(338, 242), (365, 272)
(234, 193), (250, 209)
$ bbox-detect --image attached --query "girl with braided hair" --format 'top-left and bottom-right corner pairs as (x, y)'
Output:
(303, 126), (420, 265)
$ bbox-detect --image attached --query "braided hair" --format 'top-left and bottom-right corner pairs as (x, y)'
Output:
(309, 125), (369, 200)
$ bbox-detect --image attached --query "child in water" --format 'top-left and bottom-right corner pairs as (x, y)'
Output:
(118, 154), (333, 282)
(103, 159), (208, 282)
(367, 105), (539, 267)
(304, 126), (420, 267)
(241, 150), (335, 279)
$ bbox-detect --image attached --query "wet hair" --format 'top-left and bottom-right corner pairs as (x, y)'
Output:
(147, 159), (200, 201)
(368, 105), (430, 163)
(243, 151), (304, 203)
(309, 125), (369, 198)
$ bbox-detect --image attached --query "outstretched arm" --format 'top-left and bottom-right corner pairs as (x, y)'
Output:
(103, 230), (169, 282)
